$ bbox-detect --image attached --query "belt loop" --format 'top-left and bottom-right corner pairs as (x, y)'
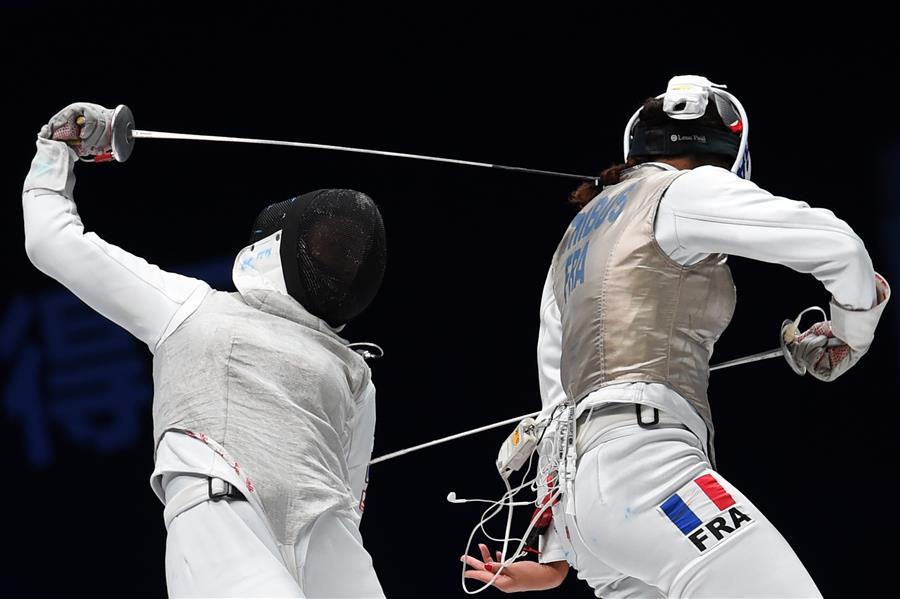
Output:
(208, 477), (235, 501)
(635, 404), (660, 428)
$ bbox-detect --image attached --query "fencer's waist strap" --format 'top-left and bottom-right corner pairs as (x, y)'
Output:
(576, 402), (689, 457)
(163, 477), (246, 529)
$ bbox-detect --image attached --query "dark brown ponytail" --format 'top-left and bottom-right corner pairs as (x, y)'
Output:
(568, 159), (640, 207)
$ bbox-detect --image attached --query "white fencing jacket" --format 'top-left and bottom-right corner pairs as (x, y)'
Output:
(22, 138), (375, 540)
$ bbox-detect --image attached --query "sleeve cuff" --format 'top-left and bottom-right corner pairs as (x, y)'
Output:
(23, 137), (78, 198)
(830, 272), (890, 351)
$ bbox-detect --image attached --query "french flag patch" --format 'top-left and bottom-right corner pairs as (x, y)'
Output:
(659, 473), (754, 552)
(660, 474), (734, 533)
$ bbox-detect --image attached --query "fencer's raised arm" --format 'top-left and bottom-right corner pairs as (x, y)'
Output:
(23, 121), (210, 353)
(656, 165), (889, 350)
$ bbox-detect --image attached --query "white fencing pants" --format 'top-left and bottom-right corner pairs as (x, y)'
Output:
(164, 477), (385, 598)
(560, 408), (822, 598)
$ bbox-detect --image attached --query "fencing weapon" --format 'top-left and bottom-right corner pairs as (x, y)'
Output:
(99, 105), (596, 182)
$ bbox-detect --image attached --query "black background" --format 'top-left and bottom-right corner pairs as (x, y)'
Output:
(2, 3), (898, 598)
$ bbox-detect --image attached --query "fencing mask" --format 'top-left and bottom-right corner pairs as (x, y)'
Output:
(249, 189), (386, 327)
(623, 75), (751, 180)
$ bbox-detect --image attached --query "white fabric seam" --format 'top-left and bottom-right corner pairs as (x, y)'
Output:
(671, 211), (866, 241)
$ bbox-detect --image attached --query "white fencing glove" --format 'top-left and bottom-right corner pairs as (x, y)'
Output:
(788, 321), (861, 382)
(784, 274), (890, 382)
(39, 102), (114, 158)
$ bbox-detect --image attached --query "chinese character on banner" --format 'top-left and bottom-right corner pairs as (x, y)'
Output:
(2, 258), (232, 469)
(1, 290), (150, 468)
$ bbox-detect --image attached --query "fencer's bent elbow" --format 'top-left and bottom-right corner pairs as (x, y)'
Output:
(22, 193), (72, 279)
(23, 220), (60, 278)
(23, 201), (52, 272)
(23, 229), (43, 269)
(833, 231), (876, 304)
(835, 231), (869, 266)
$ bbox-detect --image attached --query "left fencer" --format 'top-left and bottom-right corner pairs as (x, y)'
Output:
(23, 102), (388, 598)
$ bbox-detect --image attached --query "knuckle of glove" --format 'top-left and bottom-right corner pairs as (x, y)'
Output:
(793, 335), (828, 360)
(45, 102), (113, 154)
(809, 344), (859, 382)
(808, 321), (833, 337)
(797, 321), (832, 342)
(77, 104), (112, 149)
(49, 106), (76, 126)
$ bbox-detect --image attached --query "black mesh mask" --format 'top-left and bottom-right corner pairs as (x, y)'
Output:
(249, 189), (386, 327)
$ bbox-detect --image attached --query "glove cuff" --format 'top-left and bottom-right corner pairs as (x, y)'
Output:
(830, 273), (891, 351)
(23, 137), (78, 198)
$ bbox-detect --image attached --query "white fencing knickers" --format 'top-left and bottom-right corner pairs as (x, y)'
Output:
(555, 403), (822, 598)
(163, 475), (385, 598)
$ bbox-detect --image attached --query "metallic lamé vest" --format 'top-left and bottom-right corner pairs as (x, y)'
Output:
(151, 288), (370, 545)
(551, 165), (736, 434)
